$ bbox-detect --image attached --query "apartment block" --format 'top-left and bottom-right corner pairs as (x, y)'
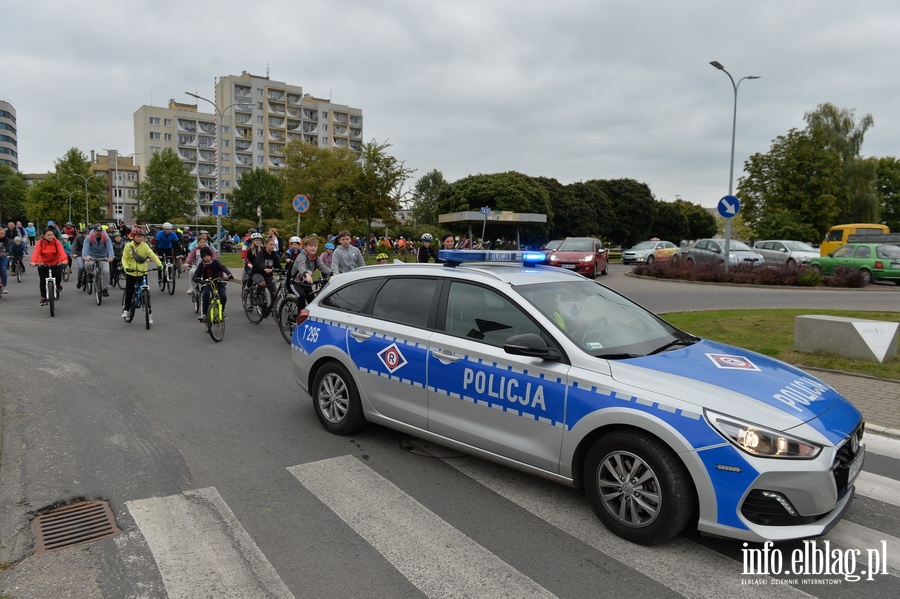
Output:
(89, 150), (141, 222)
(0, 100), (18, 171)
(134, 71), (363, 217)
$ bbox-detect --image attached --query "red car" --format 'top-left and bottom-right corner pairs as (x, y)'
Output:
(547, 237), (609, 278)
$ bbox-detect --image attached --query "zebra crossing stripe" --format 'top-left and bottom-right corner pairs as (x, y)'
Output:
(856, 471), (900, 508)
(444, 456), (814, 599)
(288, 455), (557, 599)
(823, 520), (900, 575)
(126, 487), (294, 599)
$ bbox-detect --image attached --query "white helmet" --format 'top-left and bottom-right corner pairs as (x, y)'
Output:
(250, 232), (263, 240)
(163, 222), (173, 229)
(289, 236), (301, 244)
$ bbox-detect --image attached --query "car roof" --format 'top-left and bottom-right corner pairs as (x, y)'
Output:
(329, 262), (587, 288)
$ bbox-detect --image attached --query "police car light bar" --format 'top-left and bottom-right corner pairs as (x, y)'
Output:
(438, 249), (546, 266)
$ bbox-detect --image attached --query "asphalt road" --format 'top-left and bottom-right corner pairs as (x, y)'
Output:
(0, 264), (898, 598)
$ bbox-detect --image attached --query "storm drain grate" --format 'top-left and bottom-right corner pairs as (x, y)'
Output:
(32, 499), (121, 554)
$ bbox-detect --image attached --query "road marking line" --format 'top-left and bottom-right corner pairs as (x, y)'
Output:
(127, 487), (294, 599)
(289, 455), (557, 599)
(856, 470), (900, 508)
(445, 456), (813, 598)
(823, 520), (900, 575)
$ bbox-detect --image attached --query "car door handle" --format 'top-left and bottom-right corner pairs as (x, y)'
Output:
(431, 350), (461, 363)
(350, 330), (372, 341)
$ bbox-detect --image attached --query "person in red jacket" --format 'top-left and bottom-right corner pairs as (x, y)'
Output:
(30, 227), (68, 305)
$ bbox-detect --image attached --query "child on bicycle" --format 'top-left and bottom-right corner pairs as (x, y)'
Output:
(30, 227), (67, 305)
(192, 246), (234, 322)
(110, 231), (125, 285)
(121, 228), (163, 321)
(287, 236), (333, 309)
(251, 237), (282, 311)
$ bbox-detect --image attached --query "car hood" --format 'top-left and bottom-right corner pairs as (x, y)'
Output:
(607, 340), (859, 442)
(623, 249), (649, 255)
(551, 251), (594, 259)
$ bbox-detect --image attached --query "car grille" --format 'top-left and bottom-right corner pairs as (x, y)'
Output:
(832, 421), (865, 500)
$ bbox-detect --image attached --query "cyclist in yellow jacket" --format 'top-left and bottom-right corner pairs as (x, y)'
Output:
(121, 228), (163, 321)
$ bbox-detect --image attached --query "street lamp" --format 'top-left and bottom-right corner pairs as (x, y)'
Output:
(709, 60), (759, 270)
(63, 190), (78, 225)
(74, 173), (100, 226)
(185, 92), (243, 252)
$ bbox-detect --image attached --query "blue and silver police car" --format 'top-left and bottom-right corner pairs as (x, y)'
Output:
(291, 250), (865, 545)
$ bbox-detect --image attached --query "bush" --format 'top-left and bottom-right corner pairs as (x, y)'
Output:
(631, 261), (860, 288)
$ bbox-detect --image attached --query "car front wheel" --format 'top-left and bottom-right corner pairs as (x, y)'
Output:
(584, 430), (694, 545)
(312, 361), (367, 435)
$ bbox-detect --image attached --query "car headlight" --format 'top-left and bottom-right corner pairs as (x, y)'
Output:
(549, 255), (558, 262)
(581, 255), (593, 262)
(706, 411), (822, 459)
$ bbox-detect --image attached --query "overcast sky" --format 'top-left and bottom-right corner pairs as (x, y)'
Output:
(3, 0), (899, 208)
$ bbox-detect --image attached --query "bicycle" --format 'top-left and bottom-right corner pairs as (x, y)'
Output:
(158, 255), (176, 295)
(35, 262), (61, 317)
(110, 259), (125, 289)
(276, 276), (328, 344)
(123, 269), (152, 329)
(197, 277), (232, 342)
(84, 258), (108, 305)
(11, 256), (25, 283)
(62, 261), (71, 282)
(241, 268), (285, 324)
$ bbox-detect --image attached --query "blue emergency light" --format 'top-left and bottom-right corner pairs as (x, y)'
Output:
(438, 249), (546, 266)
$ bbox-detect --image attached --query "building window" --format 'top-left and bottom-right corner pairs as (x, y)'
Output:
(221, 125), (230, 134)
(164, 133), (172, 141)
(222, 166), (230, 174)
(222, 153), (230, 161)
(222, 139), (230, 147)
(223, 180), (231, 187)
(257, 155), (264, 163)
(149, 116), (160, 125)
(257, 115), (263, 124)
(257, 129), (263, 137)
(150, 146), (161, 154)
(164, 119), (172, 127)
(149, 132), (161, 140)
(127, 172), (137, 181)
(258, 142), (264, 150)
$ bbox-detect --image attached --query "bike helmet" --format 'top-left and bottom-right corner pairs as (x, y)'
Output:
(325, 242), (335, 250)
(131, 228), (144, 236)
(94, 225), (103, 231)
(421, 233), (433, 242)
(376, 253), (389, 261)
(289, 236), (301, 244)
(248, 228), (258, 234)
(61, 233), (69, 240)
(250, 232), (263, 240)
(163, 222), (173, 229)
(47, 220), (55, 226)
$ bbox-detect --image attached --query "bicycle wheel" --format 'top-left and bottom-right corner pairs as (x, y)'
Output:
(85, 270), (93, 295)
(166, 264), (176, 295)
(193, 285), (201, 313)
(48, 280), (55, 317)
(95, 274), (103, 305)
(111, 264), (121, 289)
(207, 300), (225, 342)
(277, 296), (300, 344)
(144, 290), (152, 329)
(15, 261), (22, 283)
(244, 286), (266, 324)
(62, 264), (70, 282)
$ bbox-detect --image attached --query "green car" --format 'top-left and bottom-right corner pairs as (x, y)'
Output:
(810, 243), (900, 285)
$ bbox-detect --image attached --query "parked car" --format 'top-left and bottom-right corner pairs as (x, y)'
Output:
(752, 240), (819, 266)
(622, 240), (678, 265)
(685, 239), (764, 266)
(292, 250), (865, 545)
(810, 243), (900, 285)
(547, 237), (608, 277)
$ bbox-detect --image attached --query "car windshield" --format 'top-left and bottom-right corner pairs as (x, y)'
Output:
(783, 241), (816, 251)
(729, 240), (753, 251)
(516, 281), (694, 358)
(558, 239), (593, 252)
(544, 240), (562, 250)
(631, 241), (656, 250)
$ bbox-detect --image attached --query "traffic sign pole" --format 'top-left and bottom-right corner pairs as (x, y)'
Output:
(292, 194), (311, 238)
(717, 195), (741, 272)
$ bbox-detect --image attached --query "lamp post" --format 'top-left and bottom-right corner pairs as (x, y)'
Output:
(74, 173), (100, 226)
(63, 190), (77, 225)
(186, 92), (242, 252)
(709, 60), (759, 271)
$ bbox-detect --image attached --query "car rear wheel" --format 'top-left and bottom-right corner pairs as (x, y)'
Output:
(312, 361), (366, 435)
(584, 430), (694, 545)
(859, 269), (872, 285)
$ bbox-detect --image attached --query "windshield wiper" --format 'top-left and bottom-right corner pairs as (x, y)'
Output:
(596, 353), (641, 360)
(648, 338), (696, 356)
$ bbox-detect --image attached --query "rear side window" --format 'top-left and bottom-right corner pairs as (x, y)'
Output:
(372, 278), (437, 328)
(321, 279), (381, 312)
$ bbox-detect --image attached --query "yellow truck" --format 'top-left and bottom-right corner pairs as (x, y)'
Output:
(820, 223), (890, 256)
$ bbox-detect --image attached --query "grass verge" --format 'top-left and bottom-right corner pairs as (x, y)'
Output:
(663, 309), (900, 380)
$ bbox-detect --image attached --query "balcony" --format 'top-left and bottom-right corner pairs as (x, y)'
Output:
(269, 131), (285, 141)
(287, 93), (302, 105)
(302, 109), (317, 121)
(236, 127), (252, 139)
(303, 135), (318, 146)
(287, 119), (301, 131)
(235, 101), (253, 113)
(268, 103), (285, 114)
(334, 125), (348, 135)
(198, 122), (215, 134)
(268, 116), (285, 128)
(303, 123), (318, 133)
(198, 136), (215, 148)
(269, 143), (285, 154)
(267, 89), (285, 101)
(236, 114), (251, 124)
(178, 148), (197, 161)
(236, 154), (253, 166)
(333, 112), (348, 123)
(235, 140), (251, 151)
(199, 150), (215, 162)
(178, 135), (196, 146)
(234, 84), (251, 98)
(177, 119), (197, 132)
(269, 157), (285, 167)
(350, 116), (362, 125)
(350, 128), (362, 138)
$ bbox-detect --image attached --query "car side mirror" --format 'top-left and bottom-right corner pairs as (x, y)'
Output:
(504, 333), (561, 361)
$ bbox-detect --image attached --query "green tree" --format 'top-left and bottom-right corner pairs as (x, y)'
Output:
(650, 200), (689, 243)
(52, 148), (107, 225)
(281, 141), (361, 235)
(439, 172), (552, 245)
(352, 141), (414, 243)
(134, 148), (195, 222)
(804, 103), (878, 223)
(231, 168), (285, 221)
(24, 176), (65, 228)
(562, 180), (614, 238)
(0, 163), (28, 222)
(751, 209), (819, 242)
(592, 179), (655, 247)
(875, 156), (900, 231)
(737, 128), (843, 239)
(673, 200), (717, 241)
(410, 169), (448, 226)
